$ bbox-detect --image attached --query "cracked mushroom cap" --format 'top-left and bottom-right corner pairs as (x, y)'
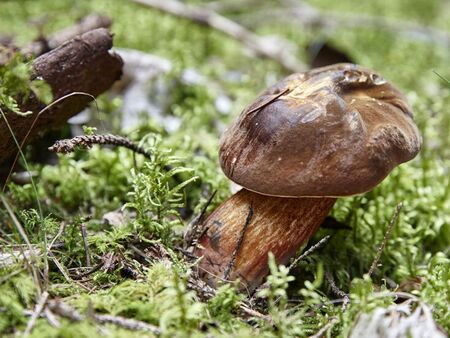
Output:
(220, 63), (422, 197)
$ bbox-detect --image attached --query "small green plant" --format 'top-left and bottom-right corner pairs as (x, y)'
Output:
(159, 270), (205, 335)
(207, 283), (243, 325)
(125, 134), (197, 245)
(257, 253), (296, 337)
(418, 253), (450, 331)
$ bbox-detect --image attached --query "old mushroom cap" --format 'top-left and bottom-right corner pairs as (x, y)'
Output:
(219, 63), (422, 197)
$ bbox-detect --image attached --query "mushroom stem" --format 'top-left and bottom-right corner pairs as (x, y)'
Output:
(195, 189), (336, 291)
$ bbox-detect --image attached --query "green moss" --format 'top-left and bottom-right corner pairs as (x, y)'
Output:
(0, 0), (449, 336)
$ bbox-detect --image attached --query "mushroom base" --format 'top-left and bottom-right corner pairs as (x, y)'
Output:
(194, 189), (336, 292)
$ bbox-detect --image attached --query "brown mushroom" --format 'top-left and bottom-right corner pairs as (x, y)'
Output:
(194, 63), (421, 292)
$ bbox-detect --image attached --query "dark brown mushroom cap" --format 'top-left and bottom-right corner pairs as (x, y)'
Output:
(219, 63), (422, 197)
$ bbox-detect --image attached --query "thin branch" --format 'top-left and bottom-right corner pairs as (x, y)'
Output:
(70, 261), (105, 280)
(47, 299), (161, 335)
(95, 314), (161, 334)
(238, 302), (273, 324)
(308, 317), (338, 338)
(288, 235), (331, 272)
(367, 203), (403, 278)
(132, 0), (306, 72)
(47, 222), (66, 252)
(252, 235), (331, 301)
(48, 134), (152, 160)
(44, 307), (61, 328)
(46, 252), (91, 292)
(0, 194), (42, 296)
(47, 300), (83, 321)
(184, 190), (217, 248)
(325, 270), (350, 311)
(24, 291), (49, 336)
(223, 205), (254, 280)
(80, 221), (91, 267)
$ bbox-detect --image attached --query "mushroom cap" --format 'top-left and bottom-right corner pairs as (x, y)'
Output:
(219, 63), (422, 197)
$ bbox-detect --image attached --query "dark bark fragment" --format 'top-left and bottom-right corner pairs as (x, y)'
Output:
(0, 28), (123, 165)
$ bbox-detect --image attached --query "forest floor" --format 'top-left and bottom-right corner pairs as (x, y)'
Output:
(0, 0), (449, 337)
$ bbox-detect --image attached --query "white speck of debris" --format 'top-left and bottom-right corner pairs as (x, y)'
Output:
(215, 95), (232, 114)
(278, 157), (282, 161)
(232, 157), (237, 164)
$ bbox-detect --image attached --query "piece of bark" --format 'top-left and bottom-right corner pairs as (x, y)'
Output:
(0, 28), (123, 165)
(24, 14), (112, 56)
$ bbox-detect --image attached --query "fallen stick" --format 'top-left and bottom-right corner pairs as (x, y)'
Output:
(24, 14), (112, 56)
(132, 0), (306, 73)
(47, 299), (162, 335)
(0, 28), (123, 165)
(48, 134), (152, 160)
(24, 291), (49, 336)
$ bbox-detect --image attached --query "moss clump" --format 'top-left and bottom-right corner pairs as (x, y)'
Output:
(0, 0), (449, 336)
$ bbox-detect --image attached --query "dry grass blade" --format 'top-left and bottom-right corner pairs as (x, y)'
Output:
(245, 87), (290, 115)
(2, 91), (98, 193)
(80, 221), (91, 267)
(0, 194), (42, 295)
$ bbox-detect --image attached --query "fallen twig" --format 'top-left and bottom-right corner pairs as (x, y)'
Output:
(47, 300), (83, 321)
(24, 291), (49, 336)
(95, 314), (161, 334)
(223, 205), (254, 280)
(184, 190), (217, 249)
(251, 235), (331, 302)
(288, 235), (331, 272)
(48, 134), (152, 160)
(309, 317), (338, 338)
(70, 261), (105, 281)
(367, 203), (403, 278)
(0, 194), (42, 295)
(80, 221), (91, 267)
(47, 299), (161, 335)
(132, 0), (306, 72)
(325, 270), (350, 311)
(238, 302), (273, 324)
